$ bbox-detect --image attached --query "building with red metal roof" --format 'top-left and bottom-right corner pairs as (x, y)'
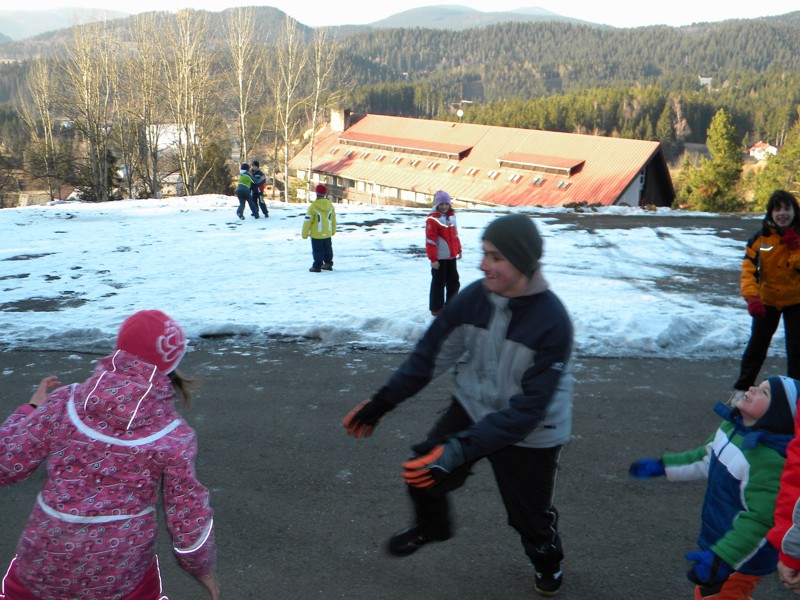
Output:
(288, 109), (676, 208)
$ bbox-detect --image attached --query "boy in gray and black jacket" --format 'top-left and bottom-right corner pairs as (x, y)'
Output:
(344, 213), (573, 597)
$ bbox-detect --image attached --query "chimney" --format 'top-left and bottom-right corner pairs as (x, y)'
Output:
(331, 108), (351, 132)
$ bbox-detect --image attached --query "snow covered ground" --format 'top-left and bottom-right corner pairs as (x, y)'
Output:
(0, 195), (760, 359)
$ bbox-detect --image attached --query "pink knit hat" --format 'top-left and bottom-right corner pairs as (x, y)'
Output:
(116, 310), (188, 373)
(433, 190), (451, 208)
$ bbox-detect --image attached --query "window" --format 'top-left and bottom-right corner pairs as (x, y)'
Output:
(427, 161), (439, 170)
(509, 174), (522, 183)
(392, 157), (403, 164)
(446, 164), (458, 173)
(531, 177), (545, 186)
(487, 170), (500, 180)
(330, 147), (339, 154)
(555, 181), (570, 190)
(466, 167), (479, 176)
(410, 159), (421, 167)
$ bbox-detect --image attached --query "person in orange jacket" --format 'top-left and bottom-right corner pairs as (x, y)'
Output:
(425, 190), (462, 316)
(730, 190), (800, 405)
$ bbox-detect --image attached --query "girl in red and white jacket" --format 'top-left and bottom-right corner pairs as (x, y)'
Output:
(426, 190), (462, 316)
(0, 310), (219, 600)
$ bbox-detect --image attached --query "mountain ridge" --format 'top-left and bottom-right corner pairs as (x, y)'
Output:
(0, 7), (128, 40)
(0, 4), (646, 41)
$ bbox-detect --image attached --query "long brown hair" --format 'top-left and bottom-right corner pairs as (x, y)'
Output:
(168, 369), (200, 408)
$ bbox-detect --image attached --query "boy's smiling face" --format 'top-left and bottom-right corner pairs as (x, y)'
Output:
(480, 240), (529, 298)
(736, 380), (771, 426)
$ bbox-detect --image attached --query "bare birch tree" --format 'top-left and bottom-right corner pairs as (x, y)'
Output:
(306, 27), (343, 179)
(18, 58), (65, 200)
(156, 9), (217, 195)
(274, 15), (308, 203)
(112, 47), (143, 200)
(224, 7), (264, 164)
(126, 12), (170, 198)
(57, 18), (117, 201)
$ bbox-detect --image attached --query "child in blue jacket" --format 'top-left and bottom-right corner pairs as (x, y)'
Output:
(630, 376), (799, 599)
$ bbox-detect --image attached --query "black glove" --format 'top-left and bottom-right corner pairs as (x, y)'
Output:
(343, 398), (392, 438)
(402, 438), (465, 489)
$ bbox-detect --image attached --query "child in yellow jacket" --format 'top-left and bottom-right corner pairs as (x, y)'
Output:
(302, 184), (337, 272)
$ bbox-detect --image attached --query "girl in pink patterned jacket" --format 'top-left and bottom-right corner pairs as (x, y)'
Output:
(0, 310), (219, 600)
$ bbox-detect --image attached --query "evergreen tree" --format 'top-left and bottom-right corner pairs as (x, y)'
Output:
(685, 109), (744, 212)
(753, 120), (800, 210)
(656, 104), (677, 159)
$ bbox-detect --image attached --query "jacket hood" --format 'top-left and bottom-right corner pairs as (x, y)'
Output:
(714, 401), (792, 457)
(77, 349), (177, 435)
(312, 197), (334, 209)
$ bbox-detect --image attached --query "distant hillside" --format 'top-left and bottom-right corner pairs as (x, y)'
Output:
(0, 6), (304, 61)
(0, 8), (128, 41)
(0, 3), (593, 43)
(369, 5), (594, 31)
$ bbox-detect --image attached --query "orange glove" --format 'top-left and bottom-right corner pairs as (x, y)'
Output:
(402, 439), (465, 489)
(343, 398), (392, 438)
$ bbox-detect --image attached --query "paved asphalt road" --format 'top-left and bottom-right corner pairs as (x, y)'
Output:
(1, 211), (795, 599)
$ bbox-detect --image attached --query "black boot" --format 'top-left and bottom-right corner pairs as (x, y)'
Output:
(387, 525), (452, 557)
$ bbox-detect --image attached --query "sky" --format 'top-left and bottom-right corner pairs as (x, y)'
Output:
(7, 1), (800, 28)
(0, 195), (763, 362)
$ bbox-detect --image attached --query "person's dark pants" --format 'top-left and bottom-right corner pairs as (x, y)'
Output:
(311, 237), (333, 269)
(734, 303), (800, 390)
(237, 188), (258, 219)
(406, 399), (564, 574)
(429, 258), (460, 312)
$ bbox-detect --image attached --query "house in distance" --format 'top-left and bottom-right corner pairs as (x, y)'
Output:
(289, 109), (676, 209)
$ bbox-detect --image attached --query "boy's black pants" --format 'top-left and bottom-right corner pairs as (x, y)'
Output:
(406, 399), (564, 574)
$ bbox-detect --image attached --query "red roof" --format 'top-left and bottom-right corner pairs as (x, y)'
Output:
(289, 113), (674, 208)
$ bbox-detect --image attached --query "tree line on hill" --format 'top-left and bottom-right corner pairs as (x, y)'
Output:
(0, 10), (799, 210)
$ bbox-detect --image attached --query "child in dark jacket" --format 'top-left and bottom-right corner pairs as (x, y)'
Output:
(250, 160), (269, 218)
(630, 376), (799, 600)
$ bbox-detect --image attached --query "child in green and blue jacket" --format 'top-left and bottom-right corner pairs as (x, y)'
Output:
(630, 376), (799, 599)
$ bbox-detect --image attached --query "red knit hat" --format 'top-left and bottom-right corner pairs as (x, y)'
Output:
(315, 184), (327, 196)
(116, 310), (187, 373)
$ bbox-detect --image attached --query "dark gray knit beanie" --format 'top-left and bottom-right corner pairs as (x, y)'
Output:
(482, 214), (543, 277)
(752, 376), (800, 435)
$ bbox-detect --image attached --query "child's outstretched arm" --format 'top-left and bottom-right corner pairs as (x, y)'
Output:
(629, 457), (665, 478)
(632, 436), (715, 482)
(29, 375), (61, 407)
(1, 376), (63, 486)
